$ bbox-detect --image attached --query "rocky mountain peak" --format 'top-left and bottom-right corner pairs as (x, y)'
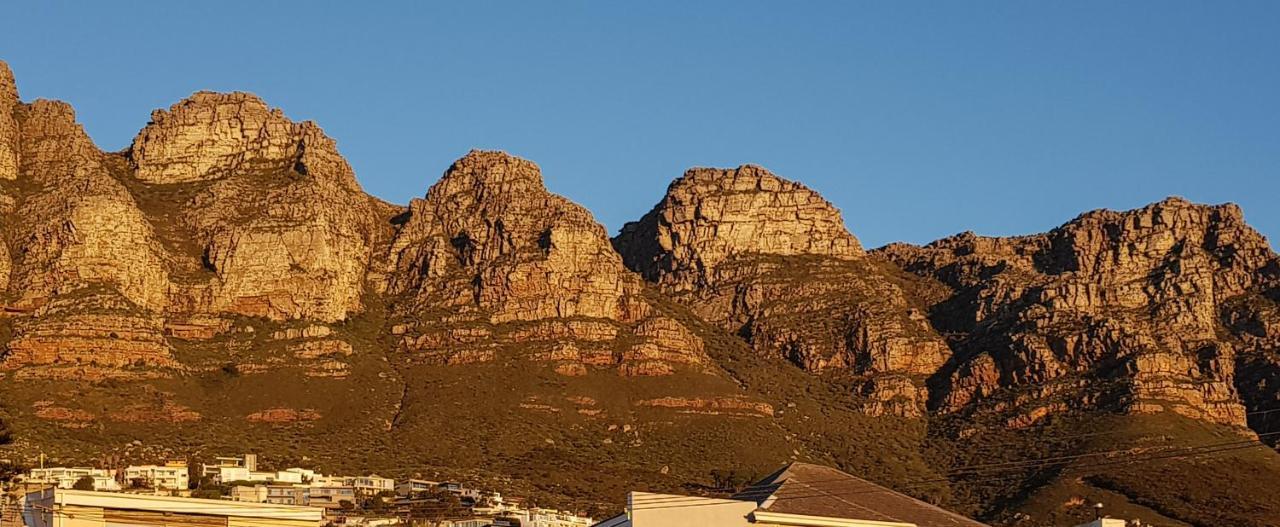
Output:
(128, 91), (357, 189)
(388, 150), (636, 320)
(615, 164), (862, 291)
(433, 149), (546, 193)
(0, 60), (16, 105)
(1044, 197), (1270, 281)
(384, 151), (711, 376)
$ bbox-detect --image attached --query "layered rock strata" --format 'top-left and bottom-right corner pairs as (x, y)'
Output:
(615, 165), (949, 415)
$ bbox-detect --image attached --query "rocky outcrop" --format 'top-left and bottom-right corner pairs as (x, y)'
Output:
(0, 61), (18, 181)
(0, 90), (174, 376)
(615, 165), (948, 415)
(4, 289), (175, 377)
(129, 92), (391, 322)
(246, 407), (321, 423)
(1227, 278), (1280, 441)
(9, 100), (171, 312)
(615, 165), (862, 292)
(880, 198), (1279, 427)
(0, 65), (391, 376)
(130, 92), (310, 185)
(0, 237), (9, 295)
(635, 396), (775, 417)
(385, 151), (708, 375)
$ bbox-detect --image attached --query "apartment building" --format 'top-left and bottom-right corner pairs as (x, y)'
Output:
(317, 474), (394, 496)
(395, 478), (438, 496)
(123, 461), (189, 491)
(26, 467), (121, 491)
(201, 453), (259, 483)
(308, 485), (357, 509)
(267, 485), (310, 506)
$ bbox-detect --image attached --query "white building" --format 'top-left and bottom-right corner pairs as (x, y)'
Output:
(286, 467), (319, 482)
(395, 478), (438, 496)
(594, 462), (989, 527)
(247, 469), (304, 484)
(209, 465), (251, 483)
(26, 467), (120, 491)
(200, 453), (257, 481)
(231, 484), (269, 503)
(352, 474), (394, 495)
(1074, 520), (1130, 527)
(317, 474), (394, 495)
(123, 462), (189, 491)
(517, 508), (595, 527)
(209, 466), (307, 484)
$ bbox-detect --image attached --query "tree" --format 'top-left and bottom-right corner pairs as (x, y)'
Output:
(0, 461), (28, 484)
(73, 476), (96, 491)
(191, 488), (224, 499)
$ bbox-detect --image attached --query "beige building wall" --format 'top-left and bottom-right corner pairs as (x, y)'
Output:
(627, 492), (756, 527)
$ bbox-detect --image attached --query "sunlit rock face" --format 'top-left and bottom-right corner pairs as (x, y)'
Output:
(881, 197), (1279, 427)
(1, 81), (175, 377)
(616, 164), (863, 292)
(10, 99), (172, 312)
(0, 61), (19, 182)
(383, 150), (709, 375)
(615, 164), (948, 416)
(128, 91), (391, 322)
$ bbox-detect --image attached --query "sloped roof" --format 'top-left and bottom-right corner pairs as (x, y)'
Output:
(733, 463), (988, 527)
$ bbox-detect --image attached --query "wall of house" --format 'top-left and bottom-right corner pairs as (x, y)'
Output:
(627, 492), (755, 527)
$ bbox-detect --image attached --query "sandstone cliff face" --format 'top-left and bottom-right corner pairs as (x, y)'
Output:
(127, 92), (391, 322)
(616, 165), (862, 292)
(615, 165), (948, 415)
(130, 92), (302, 184)
(0, 89), (174, 374)
(0, 61), (18, 181)
(0, 62), (17, 292)
(1227, 276), (1280, 441)
(385, 151), (707, 375)
(0, 64), (393, 377)
(6, 97), (174, 314)
(880, 198), (1279, 427)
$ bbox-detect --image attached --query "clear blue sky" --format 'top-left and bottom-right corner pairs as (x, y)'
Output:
(2, 1), (1276, 248)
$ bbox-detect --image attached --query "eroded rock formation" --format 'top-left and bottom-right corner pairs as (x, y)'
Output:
(615, 165), (949, 415)
(0, 61), (18, 181)
(616, 165), (862, 291)
(129, 91), (392, 322)
(385, 150), (708, 376)
(0, 63), (394, 378)
(880, 198), (1280, 427)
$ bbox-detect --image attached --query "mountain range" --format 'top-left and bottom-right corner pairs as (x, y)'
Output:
(1, 60), (1278, 526)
